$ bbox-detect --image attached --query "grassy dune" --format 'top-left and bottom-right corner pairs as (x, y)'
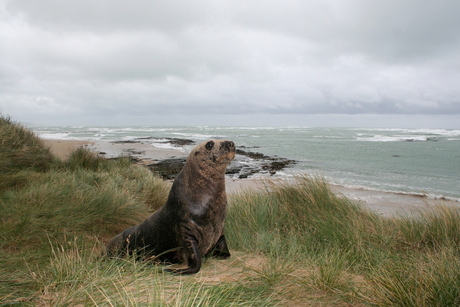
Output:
(1, 115), (460, 306)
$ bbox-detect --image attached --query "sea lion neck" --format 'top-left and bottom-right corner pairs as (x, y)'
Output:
(182, 159), (225, 191)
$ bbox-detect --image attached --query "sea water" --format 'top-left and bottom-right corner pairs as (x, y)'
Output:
(33, 126), (460, 201)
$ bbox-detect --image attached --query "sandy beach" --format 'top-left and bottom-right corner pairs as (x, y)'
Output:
(43, 139), (94, 159)
(43, 138), (459, 217)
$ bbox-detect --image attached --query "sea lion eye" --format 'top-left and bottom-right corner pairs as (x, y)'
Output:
(205, 141), (214, 150)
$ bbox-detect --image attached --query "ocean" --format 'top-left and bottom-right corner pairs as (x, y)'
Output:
(33, 126), (460, 201)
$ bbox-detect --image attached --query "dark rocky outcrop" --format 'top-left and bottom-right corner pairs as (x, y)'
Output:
(148, 158), (187, 180)
(233, 149), (296, 178)
(148, 147), (296, 180)
(135, 137), (195, 146)
(111, 137), (195, 147)
(111, 140), (139, 144)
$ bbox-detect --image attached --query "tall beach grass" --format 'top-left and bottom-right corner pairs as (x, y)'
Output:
(225, 177), (460, 305)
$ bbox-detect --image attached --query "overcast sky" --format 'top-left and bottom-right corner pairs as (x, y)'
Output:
(1, 0), (460, 128)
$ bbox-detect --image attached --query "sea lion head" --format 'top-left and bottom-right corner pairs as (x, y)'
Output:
(189, 139), (235, 173)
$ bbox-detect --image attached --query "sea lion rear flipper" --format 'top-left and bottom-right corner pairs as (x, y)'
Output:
(165, 240), (202, 275)
(206, 234), (231, 259)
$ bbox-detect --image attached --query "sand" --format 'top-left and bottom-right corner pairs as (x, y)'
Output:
(43, 139), (94, 159)
(43, 138), (459, 217)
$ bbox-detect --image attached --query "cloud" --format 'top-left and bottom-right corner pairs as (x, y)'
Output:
(0, 0), (459, 127)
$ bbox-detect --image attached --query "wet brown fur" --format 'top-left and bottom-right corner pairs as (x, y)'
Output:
(106, 140), (235, 274)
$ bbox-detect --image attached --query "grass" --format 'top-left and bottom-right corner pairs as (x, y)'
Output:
(226, 177), (460, 305)
(0, 116), (55, 192)
(1, 114), (460, 306)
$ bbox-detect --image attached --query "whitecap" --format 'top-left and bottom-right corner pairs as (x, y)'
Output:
(357, 135), (434, 142)
(38, 132), (74, 140)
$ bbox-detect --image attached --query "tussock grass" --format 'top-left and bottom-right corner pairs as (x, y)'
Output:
(396, 204), (460, 250)
(29, 241), (275, 306)
(2, 115), (460, 306)
(226, 176), (385, 260)
(369, 247), (460, 306)
(227, 176), (460, 305)
(0, 116), (55, 174)
(0, 116), (55, 191)
(0, 159), (167, 271)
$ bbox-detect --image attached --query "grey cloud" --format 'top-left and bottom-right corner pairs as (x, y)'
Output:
(1, 0), (460, 127)
(233, 1), (460, 63)
(5, 0), (214, 33)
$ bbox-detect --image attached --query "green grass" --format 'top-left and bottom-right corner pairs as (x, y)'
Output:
(1, 114), (460, 306)
(0, 116), (55, 192)
(226, 177), (460, 305)
(0, 116), (55, 174)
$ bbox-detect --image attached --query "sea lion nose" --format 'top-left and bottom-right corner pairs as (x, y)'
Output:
(222, 141), (235, 151)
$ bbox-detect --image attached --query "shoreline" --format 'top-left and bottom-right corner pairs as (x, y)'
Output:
(43, 138), (459, 217)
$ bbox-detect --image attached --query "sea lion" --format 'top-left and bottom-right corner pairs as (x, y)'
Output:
(107, 139), (235, 275)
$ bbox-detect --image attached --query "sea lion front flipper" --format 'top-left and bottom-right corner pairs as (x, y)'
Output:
(206, 234), (231, 259)
(165, 240), (202, 275)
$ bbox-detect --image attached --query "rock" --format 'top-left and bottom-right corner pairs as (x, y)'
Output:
(111, 140), (139, 144)
(110, 137), (195, 147)
(235, 149), (296, 177)
(146, 146), (296, 180)
(136, 137), (195, 146)
(148, 158), (186, 180)
(124, 149), (145, 155)
(236, 149), (266, 160)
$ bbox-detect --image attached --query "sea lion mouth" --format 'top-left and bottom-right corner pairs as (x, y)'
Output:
(213, 151), (235, 164)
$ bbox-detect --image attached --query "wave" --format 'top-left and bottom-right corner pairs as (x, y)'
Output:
(354, 127), (460, 136)
(324, 177), (460, 203)
(356, 135), (439, 142)
(170, 132), (224, 140)
(38, 132), (76, 140)
(150, 141), (188, 152)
